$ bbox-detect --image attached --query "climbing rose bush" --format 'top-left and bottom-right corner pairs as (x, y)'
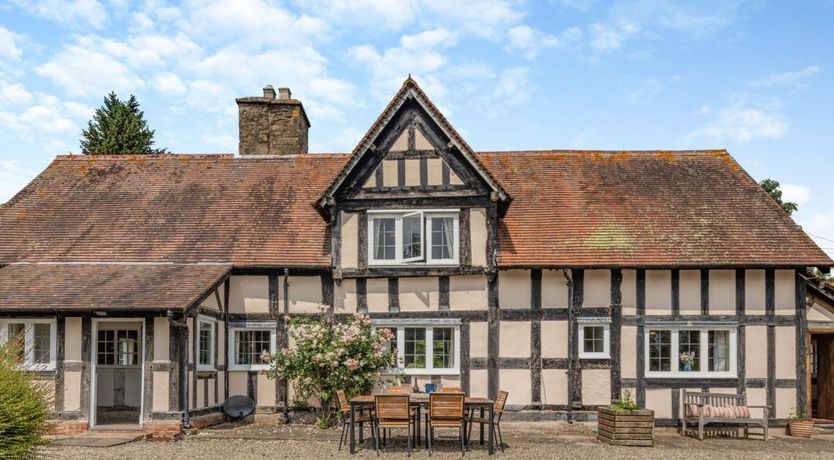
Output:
(265, 310), (396, 426)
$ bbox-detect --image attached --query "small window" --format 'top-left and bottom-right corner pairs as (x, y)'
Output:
(1, 320), (56, 370)
(197, 316), (216, 370)
(374, 321), (461, 375)
(97, 329), (139, 367)
(578, 320), (610, 359)
(368, 211), (458, 265)
(229, 327), (274, 370)
(646, 327), (736, 378)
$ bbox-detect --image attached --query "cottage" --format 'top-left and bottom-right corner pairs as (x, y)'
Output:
(0, 77), (830, 438)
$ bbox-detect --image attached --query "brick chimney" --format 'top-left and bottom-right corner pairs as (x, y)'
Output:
(236, 85), (310, 156)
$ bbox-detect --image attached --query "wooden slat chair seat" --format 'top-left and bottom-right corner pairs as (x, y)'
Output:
(374, 394), (414, 456)
(680, 390), (770, 441)
(467, 390), (508, 452)
(428, 393), (466, 456)
(336, 389), (374, 451)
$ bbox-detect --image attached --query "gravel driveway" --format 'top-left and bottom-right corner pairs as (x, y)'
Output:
(43, 422), (834, 459)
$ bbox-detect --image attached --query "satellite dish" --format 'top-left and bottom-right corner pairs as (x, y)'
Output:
(223, 395), (256, 419)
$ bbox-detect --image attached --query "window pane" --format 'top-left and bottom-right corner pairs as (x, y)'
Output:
(433, 328), (454, 368)
(402, 214), (422, 260)
(199, 322), (213, 366)
(8, 323), (25, 364)
(678, 330), (700, 371)
(97, 329), (115, 365)
(403, 328), (426, 369)
(33, 324), (51, 364)
(708, 331), (730, 372)
(583, 326), (604, 353)
(235, 330), (271, 365)
(117, 330), (139, 366)
(431, 217), (453, 260)
(374, 218), (396, 260)
(648, 330), (671, 372)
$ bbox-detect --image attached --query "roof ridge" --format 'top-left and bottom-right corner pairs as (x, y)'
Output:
(475, 149), (730, 155)
(55, 153), (234, 160)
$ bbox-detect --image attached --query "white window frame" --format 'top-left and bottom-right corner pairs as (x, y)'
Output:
(0, 318), (57, 371)
(228, 324), (276, 371)
(373, 319), (461, 376)
(368, 210), (459, 266)
(197, 315), (216, 371)
(644, 325), (737, 379)
(578, 318), (610, 359)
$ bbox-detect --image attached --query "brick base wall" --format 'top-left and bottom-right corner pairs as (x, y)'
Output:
(189, 412), (226, 430)
(50, 421), (88, 436)
(143, 421), (183, 441)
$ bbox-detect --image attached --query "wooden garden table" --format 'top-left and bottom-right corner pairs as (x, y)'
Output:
(348, 393), (495, 455)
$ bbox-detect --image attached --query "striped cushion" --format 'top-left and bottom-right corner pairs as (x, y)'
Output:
(691, 405), (751, 418)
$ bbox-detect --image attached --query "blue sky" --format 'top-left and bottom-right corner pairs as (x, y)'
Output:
(1, 0), (833, 255)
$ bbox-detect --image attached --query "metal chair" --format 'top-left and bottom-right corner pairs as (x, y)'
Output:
(336, 389), (374, 451)
(428, 392), (466, 456)
(374, 394), (413, 456)
(467, 390), (508, 452)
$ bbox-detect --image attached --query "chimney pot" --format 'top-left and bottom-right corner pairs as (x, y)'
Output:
(278, 87), (292, 100)
(263, 85), (276, 99)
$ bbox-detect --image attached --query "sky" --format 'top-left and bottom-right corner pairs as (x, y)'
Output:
(0, 0), (833, 256)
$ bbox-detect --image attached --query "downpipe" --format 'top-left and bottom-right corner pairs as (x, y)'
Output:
(562, 269), (575, 424)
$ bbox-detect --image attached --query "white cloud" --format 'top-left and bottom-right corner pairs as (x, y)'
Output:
(400, 28), (458, 49)
(0, 160), (37, 204)
(750, 65), (821, 90)
(624, 78), (664, 103)
(36, 41), (145, 97)
(493, 67), (531, 106)
(152, 73), (187, 96)
(590, 21), (640, 51)
(688, 105), (789, 145)
(0, 80), (33, 107)
(505, 25), (579, 59)
(780, 184), (811, 206)
(0, 27), (23, 63)
(8, 0), (109, 29)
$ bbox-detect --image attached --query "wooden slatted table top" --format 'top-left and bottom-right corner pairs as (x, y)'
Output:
(350, 394), (492, 405)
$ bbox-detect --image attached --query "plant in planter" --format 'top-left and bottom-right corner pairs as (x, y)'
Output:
(788, 408), (814, 438)
(265, 308), (396, 428)
(597, 390), (655, 447)
(680, 351), (697, 372)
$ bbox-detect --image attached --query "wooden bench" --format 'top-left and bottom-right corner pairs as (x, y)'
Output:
(680, 390), (770, 441)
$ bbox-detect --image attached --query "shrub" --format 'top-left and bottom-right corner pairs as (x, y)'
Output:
(265, 309), (396, 428)
(611, 389), (640, 412)
(0, 336), (53, 458)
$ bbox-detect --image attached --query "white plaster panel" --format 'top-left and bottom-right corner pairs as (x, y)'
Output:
(583, 270), (611, 307)
(469, 369), (488, 399)
(334, 279), (358, 313)
(399, 277), (439, 311)
(153, 317), (169, 362)
(285, 276), (322, 313)
(541, 369), (568, 405)
(775, 388), (796, 419)
(450, 276), (487, 310)
(500, 321), (530, 357)
(645, 270), (672, 314)
(427, 158), (442, 185)
(228, 371), (248, 397)
(621, 270), (637, 315)
(542, 270), (569, 308)
(366, 278), (389, 313)
(746, 326), (768, 378)
(499, 270), (531, 309)
(709, 269), (736, 315)
(541, 320), (567, 359)
(229, 276), (269, 314)
(64, 370), (81, 411)
(340, 211), (358, 269)
(679, 270), (701, 314)
(620, 326), (637, 379)
(470, 321), (488, 358)
(65, 317), (82, 362)
(469, 208), (487, 267)
(500, 369), (531, 405)
(775, 269), (796, 314)
(745, 270), (766, 315)
(645, 388), (672, 418)
(257, 373), (276, 407)
(582, 369), (611, 406)
(382, 160), (398, 187)
(808, 303), (834, 322)
(775, 326), (796, 380)
(405, 159), (420, 186)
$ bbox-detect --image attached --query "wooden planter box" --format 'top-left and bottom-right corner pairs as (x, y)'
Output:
(597, 407), (655, 447)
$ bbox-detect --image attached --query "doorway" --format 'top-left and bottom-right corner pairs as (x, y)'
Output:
(91, 320), (144, 426)
(811, 333), (834, 420)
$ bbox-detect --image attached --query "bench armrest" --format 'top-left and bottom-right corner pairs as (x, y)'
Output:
(746, 405), (771, 409)
(682, 402), (705, 406)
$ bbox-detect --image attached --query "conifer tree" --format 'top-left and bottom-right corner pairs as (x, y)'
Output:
(80, 92), (166, 154)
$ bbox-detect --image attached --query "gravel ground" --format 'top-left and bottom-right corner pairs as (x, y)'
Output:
(43, 422), (834, 460)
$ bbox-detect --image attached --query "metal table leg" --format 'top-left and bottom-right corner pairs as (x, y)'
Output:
(349, 404), (356, 454)
(479, 407), (485, 445)
(488, 405), (494, 455)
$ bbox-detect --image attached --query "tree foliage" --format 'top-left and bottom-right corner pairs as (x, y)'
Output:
(80, 92), (166, 155)
(266, 310), (396, 427)
(760, 178), (798, 215)
(0, 335), (52, 458)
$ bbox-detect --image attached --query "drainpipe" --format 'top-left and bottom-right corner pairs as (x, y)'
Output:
(182, 311), (192, 429)
(282, 268), (290, 424)
(562, 269), (575, 424)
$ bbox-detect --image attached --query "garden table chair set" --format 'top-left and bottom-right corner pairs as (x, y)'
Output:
(341, 386), (508, 456)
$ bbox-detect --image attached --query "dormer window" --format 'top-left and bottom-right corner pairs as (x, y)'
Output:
(368, 210), (459, 265)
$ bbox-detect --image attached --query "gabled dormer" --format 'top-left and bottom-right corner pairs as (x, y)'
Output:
(319, 77), (508, 279)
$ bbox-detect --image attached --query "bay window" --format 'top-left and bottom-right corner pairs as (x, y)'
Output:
(0, 319), (57, 370)
(368, 210), (459, 265)
(645, 326), (736, 378)
(374, 320), (460, 375)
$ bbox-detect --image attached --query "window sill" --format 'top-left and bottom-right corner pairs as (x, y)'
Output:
(228, 365), (270, 372)
(579, 353), (610, 360)
(387, 368), (461, 376)
(645, 372), (736, 379)
(197, 365), (216, 372)
(367, 262), (460, 268)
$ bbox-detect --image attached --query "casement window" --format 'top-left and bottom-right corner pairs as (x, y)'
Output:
(97, 329), (139, 367)
(228, 323), (276, 371)
(645, 326), (736, 378)
(0, 319), (57, 370)
(197, 316), (216, 371)
(368, 210), (459, 265)
(578, 318), (610, 359)
(374, 320), (461, 375)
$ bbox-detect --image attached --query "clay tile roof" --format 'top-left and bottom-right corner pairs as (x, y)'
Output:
(0, 263), (231, 311)
(477, 150), (832, 268)
(0, 153), (348, 266)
